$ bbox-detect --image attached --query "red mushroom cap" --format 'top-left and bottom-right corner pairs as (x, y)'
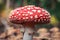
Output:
(9, 5), (51, 24)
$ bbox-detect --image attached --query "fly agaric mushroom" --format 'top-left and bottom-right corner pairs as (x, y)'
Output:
(9, 5), (51, 40)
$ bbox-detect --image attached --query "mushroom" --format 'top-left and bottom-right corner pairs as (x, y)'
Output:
(9, 5), (51, 40)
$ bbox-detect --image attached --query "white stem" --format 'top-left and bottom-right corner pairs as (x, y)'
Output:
(23, 27), (33, 40)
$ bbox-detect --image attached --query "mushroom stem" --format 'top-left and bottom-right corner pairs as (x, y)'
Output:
(23, 23), (35, 40)
(23, 27), (33, 40)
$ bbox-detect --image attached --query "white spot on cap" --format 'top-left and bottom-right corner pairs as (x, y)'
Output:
(27, 11), (30, 13)
(37, 10), (41, 13)
(44, 19), (46, 21)
(19, 14), (21, 15)
(25, 14), (28, 16)
(30, 12), (33, 14)
(32, 10), (36, 12)
(27, 8), (31, 10)
(23, 17), (25, 19)
(48, 13), (50, 15)
(30, 16), (33, 18)
(24, 9), (27, 11)
(40, 14), (43, 16)
(45, 14), (48, 15)
(27, 11), (33, 14)
(35, 15), (38, 18)
(16, 9), (20, 11)
(16, 12), (19, 14)
(35, 7), (40, 9)
(18, 18), (21, 19)
(42, 9), (45, 12)
(21, 7), (24, 9)
(22, 14), (25, 16)
(45, 11), (48, 13)
(14, 16), (16, 17)
(26, 17), (29, 19)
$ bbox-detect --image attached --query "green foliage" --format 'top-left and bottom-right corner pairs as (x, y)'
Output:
(27, 0), (35, 5)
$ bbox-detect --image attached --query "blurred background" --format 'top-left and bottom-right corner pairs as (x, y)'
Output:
(0, 0), (60, 40)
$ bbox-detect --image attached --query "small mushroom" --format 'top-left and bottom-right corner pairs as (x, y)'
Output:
(9, 5), (51, 40)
